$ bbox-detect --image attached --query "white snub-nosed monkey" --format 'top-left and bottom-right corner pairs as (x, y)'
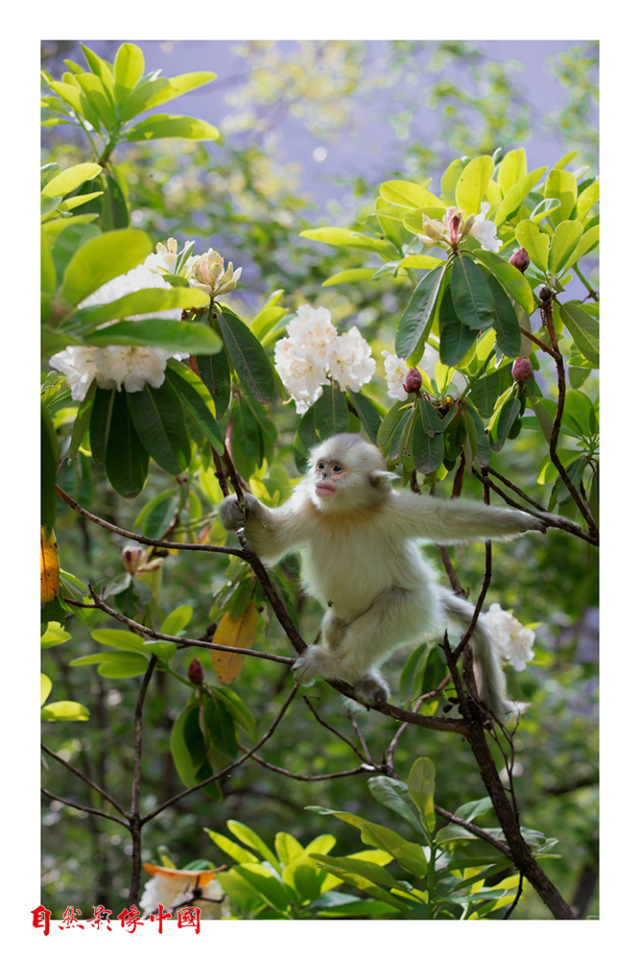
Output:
(219, 433), (546, 716)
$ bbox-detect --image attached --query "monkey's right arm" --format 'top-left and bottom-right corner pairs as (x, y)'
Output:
(219, 494), (304, 564)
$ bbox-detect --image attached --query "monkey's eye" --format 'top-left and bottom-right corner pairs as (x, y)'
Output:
(333, 464), (342, 472)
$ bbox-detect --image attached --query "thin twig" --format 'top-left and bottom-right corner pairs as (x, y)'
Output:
(56, 484), (244, 557)
(41, 787), (129, 828)
(41, 742), (129, 818)
(348, 713), (374, 765)
(434, 804), (512, 859)
(141, 684), (301, 823)
(239, 744), (368, 781)
(485, 466), (545, 511)
(129, 656), (157, 906)
(82, 590), (296, 665)
(303, 696), (369, 763)
(518, 324), (560, 359)
(437, 545), (467, 597)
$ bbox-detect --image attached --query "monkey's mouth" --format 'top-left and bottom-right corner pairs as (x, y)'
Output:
(315, 483), (336, 497)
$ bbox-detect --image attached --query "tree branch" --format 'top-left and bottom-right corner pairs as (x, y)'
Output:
(41, 742), (129, 819)
(41, 787), (129, 828)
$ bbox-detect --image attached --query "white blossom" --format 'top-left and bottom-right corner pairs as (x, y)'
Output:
(274, 304), (374, 413)
(139, 866), (228, 920)
(381, 350), (409, 401)
(419, 203), (502, 253)
(50, 259), (187, 400)
(481, 602), (536, 671)
(188, 248), (242, 297)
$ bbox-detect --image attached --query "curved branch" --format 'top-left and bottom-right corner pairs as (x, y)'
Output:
(41, 787), (129, 828)
(55, 484), (244, 557)
(41, 742), (129, 819)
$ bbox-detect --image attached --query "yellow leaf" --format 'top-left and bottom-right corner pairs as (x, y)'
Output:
(41, 527), (60, 603)
(211, 602), (258, 684)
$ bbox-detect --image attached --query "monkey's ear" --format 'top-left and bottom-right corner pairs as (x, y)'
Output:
(369, 469), (397, 486)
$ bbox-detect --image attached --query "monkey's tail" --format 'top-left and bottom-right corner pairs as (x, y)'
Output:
(438, 589), (528, 719)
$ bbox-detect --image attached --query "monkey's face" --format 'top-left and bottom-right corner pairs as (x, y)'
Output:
(313, 455), (348, 499)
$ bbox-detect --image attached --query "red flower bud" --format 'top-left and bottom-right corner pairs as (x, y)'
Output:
(188, 657), (204, 685)
(508, 247), (530, 273)
(513, 358), (533, 382)
(403, 367), (423, 394)
(122, 546), (144, 574)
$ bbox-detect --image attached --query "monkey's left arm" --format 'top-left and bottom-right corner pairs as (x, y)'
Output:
(389, 490), (546, 543)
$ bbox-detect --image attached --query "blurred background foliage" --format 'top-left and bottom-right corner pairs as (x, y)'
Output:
(41, 39), (598, 920)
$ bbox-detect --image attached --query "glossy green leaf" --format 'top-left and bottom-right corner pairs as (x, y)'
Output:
(544, 168), (577, 225)
(41, 162), (102, 198)
(367, 777), (424, 833)
(564, 225), (599, 272)
(309, 858), (413, 914)
(346, 389), (384, 445)
(140, 71), (217, 111)
(396, 265), (445, 358)
(299, 227), (396, 256)
(41, 403), (59, 532)
(119, 77), (171, 123)
(204, 828), (260, 864)
(548, 221), (584, 274)
(496, 147), (527, 196)
(233, 864), (289, 913)
(407, 757), (436, 833)
(491, 395), (521, 451)
(493, 166), (547, 227)
(559, 303), (599, 366)
(480, 269), (522, 357)
(379, 179), (444, 209)
(194, 349), (231, 417)
(440, 158), (464, 204)
(419, 396), (444, 434)
(41, 623), (72, 648)
(314, 384), (349, 439)
(170, 698), (222, 802)
(75, 287), (211, 329)
(200, 694), (238, 763)
(472, 250), (534, 314)
(514, 221), (550, 273)
(218, 309), (274, 403)
(398, 254), (444, 270)
(455, 155), (494, 215)
(322, 268), (378, 286)
(227, 821), (280, 871)
(48, 80), (103, 131)
(86, 319), (221, 354)
(412, 418), (444, 475)
(164, 361), (225, 453)
(114, 43), (145, 104)
(90, 629), (148, 653)
(103, 389), (149, 497)
(60, 229), (152, 307)
(75, 72), (117, 129)
(125, 114), (220, 142)
(101, 172), (130, 230)
(214, 687), (259, 742)
(451, 255), (494, 330)
(438, 286), (477, 367)
(576, 179), (599, 218)
(127, 380), (191, 475)
(41, 674), (53, 706)
(41, 700), (90, 721)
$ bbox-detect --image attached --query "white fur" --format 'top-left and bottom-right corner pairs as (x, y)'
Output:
(219, 433), (545, 714)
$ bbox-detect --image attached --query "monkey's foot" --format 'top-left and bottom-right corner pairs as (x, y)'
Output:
(292, 646), (338, 685)
(353, 672), (390, 706)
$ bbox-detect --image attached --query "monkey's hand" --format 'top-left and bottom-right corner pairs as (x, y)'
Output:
(219, 493), (258, 531)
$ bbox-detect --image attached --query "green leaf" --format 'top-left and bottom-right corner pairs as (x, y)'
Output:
(514, 221), (550, 274)
(367, 777), (424, 834)
(233, 864), (289, 913)
(204, 828), (260, 864)
(407, 757), (436, 833)
(313, 854), (405, 891)
(227, 821), (280, 871)
(90, 629), (148, 653)
(451, 255), (494, 330)
(493, 166), (547, 227)
(160, 605), (193, 636)
(200, 693), (238, 763)
(544, 168), (577, 225)
(60, 229), (152, 307)
(309, 858), (413, 915)
(396, 265), (445, 358)
(398, 254), (445, 270)
(218, 309), (274, 404)
(322, 268), (378, 286)
(41, 700), (90, 721)
(564, 225), (599, 272)
(101, 388), (149, 497)
(314, 384), (349, 439)
(472, 250), (534, 314)
(469, 371), (501, 419)
(119, 77), (171, 123)
(311, 809), (427, 878)
(41, 162), (102, 199)
(496, 148), (527, 196)
(41, 622), (71, 648)
(480, 269), (522, 357)
(75, 72), (117, 129)
(195, 349), (231, 418)
(559, 302), (599, 367)
(346, 389), (383, 445)
(491, 395), (521, 451)
(412, 417), (444, 475)
(86, 318), (222, 354)
(455, 155), (494, 215)
(171, 698), (222, 802)
(164, 361), (225, 453)
(114, 43), (145, 104)
(138, 71), (217, 111)
(299, 227), (396, 256)
(438, 286), (477, 367)
(75, 287), (211, 329)
(379, 179), (444, 209)
(127, 380), (191, 475)
(41, 673), (53, 706)
(548, 221), (584, 274)
(418, 396), (444, 434)
(213, 687), (259, 742)
(124, 114), (220, 142)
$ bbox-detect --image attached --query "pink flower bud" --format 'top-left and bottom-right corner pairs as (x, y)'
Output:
(403, 367), (423, 394)
(188, 658), (204, 685)
(122, 546), (144, 574)
(513, 358), (533, 382)
(508, 247), (530, 273)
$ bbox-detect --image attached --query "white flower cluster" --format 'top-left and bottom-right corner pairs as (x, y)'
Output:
(51, 239), (243, 401)
(481, 602), (536, 671)
(139, 867), (228, 920)
(420, 203), (502, 254)
(382, 344), (466, 401)
(274, 304), (375, 414)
